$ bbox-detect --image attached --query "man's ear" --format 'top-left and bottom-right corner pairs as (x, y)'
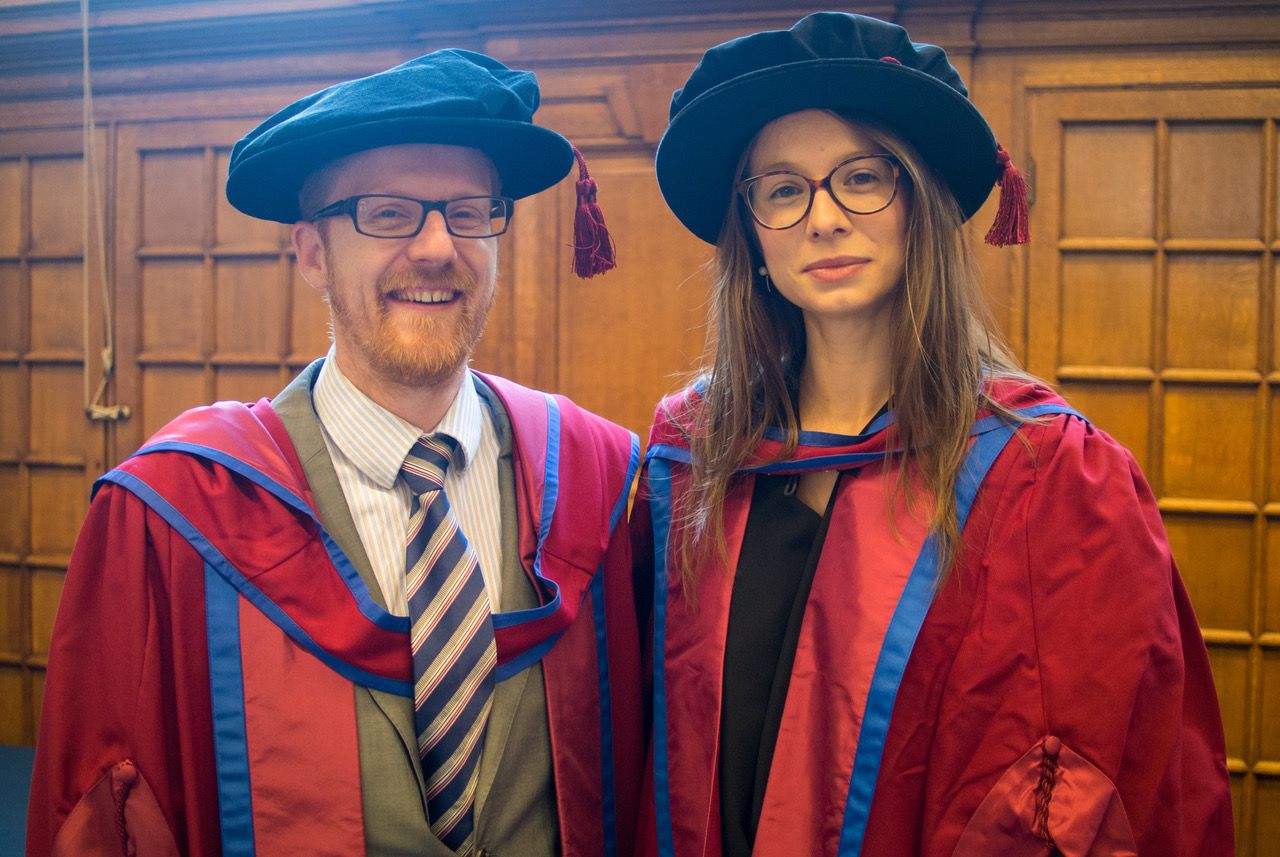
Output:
(292, 221), (327, 291)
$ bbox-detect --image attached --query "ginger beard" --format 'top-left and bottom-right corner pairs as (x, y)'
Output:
(323, 243), (496, 389)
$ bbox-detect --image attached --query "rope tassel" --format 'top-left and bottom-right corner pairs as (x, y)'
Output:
(984, 145), (1030, 247)
(571, 146), (617, 278)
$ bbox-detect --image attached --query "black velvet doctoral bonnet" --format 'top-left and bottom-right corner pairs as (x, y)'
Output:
(226, 50), (575, 224)
(655, 13), (1006, 245)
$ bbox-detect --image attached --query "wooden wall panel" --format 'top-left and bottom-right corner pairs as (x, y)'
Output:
(0, 365), (21, 457)
(137, 365), (211, 437)
(0, 669), (23, 745)
(0, 565), (21, 658)
(1168, 121), (1264, 240)
(1270, 523), (1280, 634)
(141, 259), (207, 354)
(1166, 255), (1259, 371)
(475, 186), (557, 388)
(1060, 254), (1154, 369)
(1261, 777), (1280, 847)
(1061, 123), (1156, 239)
(116, 120), (319, 455)
(29, 263), (84, 355)
(554, 155), (712, 438)
(0, 160), (22, 253)
(29, 157), (82, 256)
(1209, 645), (1252, 762)
(0, 467), (20, 555)
(1262, 650), (1280, 760)
(520, 63), (714, 435)
(28, 468), (87, 559)
(28, 570), (61, 660)
(1164, 514), (1255, 629)
(27, 366), (88, 458)
(214, 366), (288, 403)
(215, 259), (288, 358)
(0, 126), (107, 746)
(0, 263), (22, 353)
(141, 150), (207, 247)
(1025, 71), (1280, 856)
(1163, 386), (1256, 500)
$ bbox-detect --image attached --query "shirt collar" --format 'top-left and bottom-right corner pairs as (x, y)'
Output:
(313, 347), (482, 489)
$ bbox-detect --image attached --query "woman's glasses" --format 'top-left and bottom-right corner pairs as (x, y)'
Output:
(738, 154), (901, 231)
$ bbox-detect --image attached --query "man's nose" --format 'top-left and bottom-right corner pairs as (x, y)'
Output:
(405, 210), (458, 265)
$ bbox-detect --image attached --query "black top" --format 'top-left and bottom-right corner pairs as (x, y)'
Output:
(719, 472), (841, 857)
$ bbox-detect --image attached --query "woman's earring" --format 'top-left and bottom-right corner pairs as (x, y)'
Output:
(757, 265), (773, 293)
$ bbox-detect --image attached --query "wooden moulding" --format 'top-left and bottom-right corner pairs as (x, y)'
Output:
(1, 0), (1277, 102)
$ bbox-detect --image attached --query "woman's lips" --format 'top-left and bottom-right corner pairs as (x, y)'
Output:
(803, 257), (869, 282)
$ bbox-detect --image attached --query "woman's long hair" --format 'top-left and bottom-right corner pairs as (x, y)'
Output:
(673, 114), (1031, 588)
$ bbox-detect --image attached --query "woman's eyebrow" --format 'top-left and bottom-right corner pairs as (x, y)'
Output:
(748, 150), (879, 176)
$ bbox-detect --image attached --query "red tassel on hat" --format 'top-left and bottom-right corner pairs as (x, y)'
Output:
(571, 146), (616, 278)
(985, 145), (1030, 247)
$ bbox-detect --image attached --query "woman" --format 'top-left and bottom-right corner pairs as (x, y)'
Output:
(631, 12), (1233, 857)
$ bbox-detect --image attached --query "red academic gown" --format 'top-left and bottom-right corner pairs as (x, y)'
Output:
(632, 379), (1233, 857)
(28, 374), (643, 857)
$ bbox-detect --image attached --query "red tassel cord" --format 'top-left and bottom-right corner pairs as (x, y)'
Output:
(1032, 737), (1061, 848)
(571, 146), (617, 278)
(984, 144), (1031, 247)
(113, 760), (138, 852)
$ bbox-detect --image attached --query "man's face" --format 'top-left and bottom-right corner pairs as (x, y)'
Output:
(293, 144), (500, 392)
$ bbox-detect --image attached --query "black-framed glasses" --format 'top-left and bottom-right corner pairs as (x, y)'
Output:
(308, 194), (514, 238)
(738, 154), (901, 231)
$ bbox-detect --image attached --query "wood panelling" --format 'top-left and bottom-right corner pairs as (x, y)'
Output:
(27, 570), (61, 660)
(1269, 522), (1280, 632)
(0, 160), (24, 254)
(1060, 254), (1154, 368)
(0, 263), (23, 356)
(1210, 645), (1252, 763)
(1166, 254), (1260, 371)
(0, 365), (22, 458)
(0, 124), (107, 747)
(0, 466), (21, 555)
(1062, 123), (1157, 239)
(0, 565), (21, 658)
(1261, 776), (1280, 847)
(1165, 513), (1255, 629)
(1163, 385), (1256, 501)
(1, 0), (1278, 850)
(27, 366), (89, 459)
(554, 155), (712, 437)
(115, 119), (309, 455)
(1026, 73), (1280, 856)
(0, 668), (23, 745)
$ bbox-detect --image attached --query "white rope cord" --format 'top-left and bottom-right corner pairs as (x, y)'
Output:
(81, 0), (128, 423)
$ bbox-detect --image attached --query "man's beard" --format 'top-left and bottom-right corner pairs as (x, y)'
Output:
(327, 262), (494, 389)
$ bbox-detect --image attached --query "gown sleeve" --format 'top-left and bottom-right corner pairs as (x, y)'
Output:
(26, 482), (218, 856)
(952, 415), (1234, 856)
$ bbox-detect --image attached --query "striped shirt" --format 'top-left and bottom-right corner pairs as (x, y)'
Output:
(312, 350), (503, 616)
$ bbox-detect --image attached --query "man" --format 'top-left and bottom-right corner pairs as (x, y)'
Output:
(27, 50), (641, 857)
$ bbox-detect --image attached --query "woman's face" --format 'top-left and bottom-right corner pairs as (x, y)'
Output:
(746, 110), (908, 329)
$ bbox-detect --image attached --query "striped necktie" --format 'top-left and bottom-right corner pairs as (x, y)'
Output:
(400, 434), (496, 855)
